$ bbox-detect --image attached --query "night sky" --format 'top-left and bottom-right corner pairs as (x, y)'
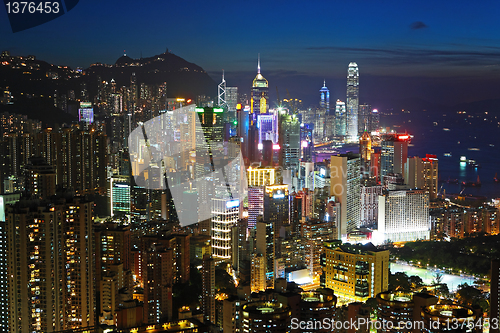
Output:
(2, 0), (500, 106)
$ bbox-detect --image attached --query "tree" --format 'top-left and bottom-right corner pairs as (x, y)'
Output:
(432, 272), (443, 285)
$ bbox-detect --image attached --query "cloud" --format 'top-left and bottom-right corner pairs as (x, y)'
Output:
(410, 21), (428, 30)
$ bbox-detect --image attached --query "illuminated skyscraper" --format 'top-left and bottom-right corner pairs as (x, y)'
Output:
(376, 189), (430, 243)
(6, 197), (95, 332)
(211, 198), (240, 260)
(335, 100), (347, 136)
(320, 80), (330, 112)
(330, 153), (361, 238)
(279, 114), (300, 172)
(380, 133), (410, 179)
(346, 62), (359, 140)
(358, 104), (371, 134)
(251, 55), (269, 116)
(217, 71), (227, 110)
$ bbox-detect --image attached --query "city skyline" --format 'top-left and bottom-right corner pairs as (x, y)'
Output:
(2, 0), (500, 105)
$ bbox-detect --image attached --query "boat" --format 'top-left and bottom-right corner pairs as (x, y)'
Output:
(444, 152), (452, 157)
(495, 173), (499, 183)
(462, 175), (481, 187)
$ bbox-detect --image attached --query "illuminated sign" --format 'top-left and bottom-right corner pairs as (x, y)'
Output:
(196, 108), (204, 113)
(273, 193), (285, 199)
(214, 108), (223, 113)
(301, 141), (308, 148)
(258, 143), (263, 150)
(236, 103), (242, 110)
(0, 196), (4, 222)
(226, 200), (240, 209)
(398, 135), (409, 140)
(78, 108), (94, 124)
(273, 144), (280, 150)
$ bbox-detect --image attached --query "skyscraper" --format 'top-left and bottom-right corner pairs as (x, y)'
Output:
(346, 62), (359, 141)
(358, 104), (371, 134)
(320, 80), (330, 112)
(279, 114), (300, 172)
(211, 198), (240, 260)
(251, 55), (269, 116)
(330, 153), (361, 238)
(335, 100), (347, 136)
(380, 133), (410, 179)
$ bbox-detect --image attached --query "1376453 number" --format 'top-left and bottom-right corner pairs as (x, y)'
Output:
(5, 2), (60, 14)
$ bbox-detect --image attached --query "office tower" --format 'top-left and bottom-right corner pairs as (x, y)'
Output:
(376, 291), (438, 333)
(226, 86), (238, 128)
(359, 131), (372, 163)
(346, 62), (359, 140)
(377, 189), (430, 244)
(110, 175), (131, 216)
(241, 301), (291, 332)
(250, 253), (266, 293)
(202, 254), (216, 323)
(196, 106), (224, 145)
(335, 100), (347, 136)
(358, 104), (371, 133)
(380, 133), (410, 178)
(322, 241), (389, 302)
(301, 218), (336, 277)
(405, 155), (439, 199)
(257, 113), (278, 144)
(421, 304), (479, 333)
(492, 259), (500, 333)
(6, 197), (94, 332)
(24, 157), (56, 199)
(247, 166), (281, 186)
(319, 80), (330, 112)
(279, 114), (300, 172)
(251, 56), (269, 116)
(360, 185), (383, 227)
(211, 198), (240, 260)
(300, 123), (313, 162)
(217, 71), (227, 109)
(330, 153), (361, 238)
(369, 108), (380, 132)
(247, 187), (264, 229)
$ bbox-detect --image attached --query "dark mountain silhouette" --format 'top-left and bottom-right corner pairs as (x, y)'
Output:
(87, 51), (217, 99)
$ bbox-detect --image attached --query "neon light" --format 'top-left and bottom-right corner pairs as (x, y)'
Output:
(273, 144), (280, 150)
(398, 135), (409, 140)
(258, 143), (263, 150)
(196, 108), (204, 113)
(214, 108), (223, 113)
(274, 194), (285, 199)
(301, 141), (308, 148)
(226, 200), (240, 209)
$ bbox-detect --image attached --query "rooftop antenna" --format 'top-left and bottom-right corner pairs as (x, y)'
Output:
(323, 79), (326, 87)
(257, 53), (261, 74)
(222, 69), (225, 82)
(124, 50), (126, 56)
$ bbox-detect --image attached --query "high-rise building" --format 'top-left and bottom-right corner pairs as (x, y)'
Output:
(6, 197), (95, 332)
(380, 133), (410, 179)
(369, 108), (380, 132)
(110, 175), (131, 216)
(251, 56), (269, 116)
(359, 131), (372, 163)
(376, 189), (430, 244)
(358, 104), (371, 134)
(320, 80), (330, 112)
(360, 185), (384, 227)
(211, 198), (240, 260)
(250, 253), (266, 293)
(330, 153), (361, 238)
(322, 241), (389, 302)
(202, 254), (216, 323)
(247, 186), (265, 229)
(24, 157), (56, 199)
(346, 62), (359, 141)
(405, 155), (439, 200)
(279, 114), (300, 172)
(247, 166), (281, 186)
(335, 100), (347, 137)
(420, 304), (479, 333)
(217, 71), (227, 110)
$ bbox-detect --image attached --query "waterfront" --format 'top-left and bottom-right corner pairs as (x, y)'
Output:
(390, 262), (477, 291)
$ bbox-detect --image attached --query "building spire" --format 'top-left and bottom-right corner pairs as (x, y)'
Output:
(323, 79), (326, 87)
(222, 69), (225, 82)
(257, 53), (260, 74)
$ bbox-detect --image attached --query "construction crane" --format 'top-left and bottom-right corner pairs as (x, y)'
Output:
(286, 89), (297, 115)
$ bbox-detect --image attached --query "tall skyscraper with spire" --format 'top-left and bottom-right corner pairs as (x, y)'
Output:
(218, 70), (227, 109)
(251, 55), (269, 116)
(346, 62), (359, 141)
(320, 80), (330, 112)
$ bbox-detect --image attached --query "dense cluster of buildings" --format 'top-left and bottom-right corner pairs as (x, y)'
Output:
(0, 53), (499, 333)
